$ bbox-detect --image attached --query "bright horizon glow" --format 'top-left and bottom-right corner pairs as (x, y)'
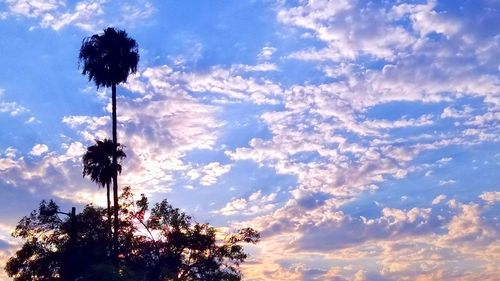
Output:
(0, 0), (499, 280)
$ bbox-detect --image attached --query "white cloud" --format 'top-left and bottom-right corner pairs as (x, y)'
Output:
(363, 114), (434, 131)
(218, 198), (248, 216)
(241, 197), (500, 280)
(186, 162), (231, 186)
(392, 1), (461, 38)
(222, 2), (500, 278)
(432, 194), (447, 205)
(436, 157), (452, 166)
(119, 0), (155, 27)
(439, 179), (456, 186)
(125, 65), (283, 105)
(258, 46), (277, 60)
(66, 68), (224, 194)
(30, 144), (49, 156)
(3, 147), (17, 158)
(53, 188), (107, 206)
(0, 158), (20, 171)
(441, 106), (473, 119)
(439, 201), (497, 246)
(217, 189), (277, 216)
(62, 115), (110, 131)
(278, 0), (415, 61)
(0, 140), (95, 199)
(479, 191), (500, 205)
(64, 142), (85, 158)
(231, 63), (278, 72)
(5, 0), (63, 18)
(5, 0), (155, 31)
(2, 2), (500, 279)
(0, 90), (29, 117)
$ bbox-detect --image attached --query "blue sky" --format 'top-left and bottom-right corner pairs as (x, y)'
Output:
(0, 0), (499, 280)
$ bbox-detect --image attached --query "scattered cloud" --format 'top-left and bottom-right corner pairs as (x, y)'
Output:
(1, 1), (499, 280)
(438, 179), (456, 186)
(258, 46), (277, 61)
(479, 191), (500, 205)
(186, 162), (231, 186)
(0, 90), (30, 117)
(432, 194), (447, 205)
(217, 189), (277, 216)
(4, 0), (155, 31)
(29, 143), (49, 156)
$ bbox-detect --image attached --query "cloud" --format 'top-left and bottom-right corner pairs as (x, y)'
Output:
(0, 157), (20, 171)
(5, 0), (63, 18)
(439, 201), (498, 246)
(0, 90), (30, 118)
(438, 179), (456, 186)
(4, 0), (155, 31)
(125, 64), (283, 105)
(441, 106), (473, 119)
(218, 198), (248, 216)
(362, 114), (434, 131)
(186, 162), (231, 186)
(216, 189), (277, 216)
(0, 141), (94, 201)
(225, 2), (500, 279)
(241, 197), (499, 281)
(479, 191), (500, 205)
(258, 46), (277, 60)
(432, 194), (447, 205)
(1, 1), (500, 279)
(64, 67), (225, 195)
(62, 115), (110, 133)
(278, 0), (415, 61)
(29, 144), (49, 156)
(292, 207), (437, 252)
(436, 157), (452, 166)
(53, 188), (107, 206)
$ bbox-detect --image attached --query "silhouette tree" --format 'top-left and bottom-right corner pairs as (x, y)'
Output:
(4, 201), (128, 280)
(5, 189), (259, 281)
(82, 139), (126, 245)
(120, 187), (260, 281)
(79, 27), (139, 251)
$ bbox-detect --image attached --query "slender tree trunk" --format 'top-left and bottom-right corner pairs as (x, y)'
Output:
(111, 83), (119, 259)
(65, 207), (77, 281)
(106, 182), (112, 253)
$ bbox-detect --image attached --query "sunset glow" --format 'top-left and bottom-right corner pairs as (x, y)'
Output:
(0, 1), (499, 280)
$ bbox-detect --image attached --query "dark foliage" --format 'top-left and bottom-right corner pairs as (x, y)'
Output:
(82, 139), (126, 246)
(5, 189), (259, 281)
(82, 139), (126, 189)
(79, 27), (139, 88)
(5, 201), (114, 280)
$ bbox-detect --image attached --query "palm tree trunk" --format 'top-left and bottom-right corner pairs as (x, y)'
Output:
(111, 82), (119, 258)
(106, 182), (112, 253)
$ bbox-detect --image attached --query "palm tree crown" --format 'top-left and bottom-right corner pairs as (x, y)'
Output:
(79, 27), (139, 88)
(82, 139), (126, 188)
(83, 139), (126, 254)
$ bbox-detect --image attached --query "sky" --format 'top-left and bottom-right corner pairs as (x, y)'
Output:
(0, 0), (499, 280)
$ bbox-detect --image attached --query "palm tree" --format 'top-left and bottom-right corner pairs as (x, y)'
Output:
(82, 139), (126, 246)
(79, 27), (139, 252)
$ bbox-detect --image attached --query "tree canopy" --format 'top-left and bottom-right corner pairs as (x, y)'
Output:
(79, 27), (139, 88)
(5, 188), (259, 281)
(82, 139), (126, 189)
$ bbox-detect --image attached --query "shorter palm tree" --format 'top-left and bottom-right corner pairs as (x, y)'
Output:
(82, 139), (126, 245)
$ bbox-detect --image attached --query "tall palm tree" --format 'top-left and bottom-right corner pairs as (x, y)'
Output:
(82, 139), (126, 246)
(79, 27), (139, 252)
